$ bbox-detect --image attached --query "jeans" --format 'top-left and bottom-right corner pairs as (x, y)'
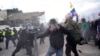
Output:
(46, 46), (63, 56)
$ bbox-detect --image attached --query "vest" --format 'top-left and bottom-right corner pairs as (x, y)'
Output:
(10, 30), (15, 36)
(2, 31), (6, 37)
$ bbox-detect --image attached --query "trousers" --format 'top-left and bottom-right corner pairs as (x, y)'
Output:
(46, 46), (63, 56)
(12, 41), (32, 56)
(6, 38), (16, 49)
(65, 43), (79, 56)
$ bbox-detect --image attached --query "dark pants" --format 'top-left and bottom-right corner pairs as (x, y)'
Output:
(65, 43), (79, 56)
(6, 38), (16, 49)
(98, 40), (100, 49)
(14, 35), (18, 40)
(30, 38), (34, 47)
(0, 47), (2, 51)
(0, 36), (4, 42)
(29, 33), (35, 47)
(12, 41), (32, 56)
(40, 38), (45, 45)
(91, 30), (97, 45)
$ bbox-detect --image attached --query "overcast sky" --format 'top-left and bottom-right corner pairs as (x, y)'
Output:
(0, 0), (100, 22)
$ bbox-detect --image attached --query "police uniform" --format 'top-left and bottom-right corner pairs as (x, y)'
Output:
(12, 29), (32, 56)
(13, 28), (18, 40)
(39, 24), (45, 45)
(5, 28), (16, 49)
(2, 30), (6, 37)
(0, 30), (3, 42)
(0, 30), (3, 51)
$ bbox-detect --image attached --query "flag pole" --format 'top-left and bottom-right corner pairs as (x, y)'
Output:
(76, 15), (79, 22)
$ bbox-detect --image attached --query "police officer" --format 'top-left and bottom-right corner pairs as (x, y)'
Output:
(5, 28), (16, 49)
(12, 25), (33, 56)
(39, 23), (45, 45)
(2, 29), (6, 38)
(13, 28), (18, 40)
(64, 16), (79, 56)
(0, 30), (3, 42)
(0, 30), (3, 51)
(18, 28), (22, 40)
(26, 24), (35, 47)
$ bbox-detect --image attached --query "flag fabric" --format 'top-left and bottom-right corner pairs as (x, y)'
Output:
(65, 2), (78, 18)
(70, 8), (77, 16)
(70, 2), (77, 17)
(70, 2), (73, 8)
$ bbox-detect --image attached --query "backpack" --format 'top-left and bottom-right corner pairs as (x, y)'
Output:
(65, 21), (83, 43)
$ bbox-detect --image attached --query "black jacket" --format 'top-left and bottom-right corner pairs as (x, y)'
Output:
(5, 30), (11, 39)
(38, 25), (73, 49)
(18, 29), (36, 44)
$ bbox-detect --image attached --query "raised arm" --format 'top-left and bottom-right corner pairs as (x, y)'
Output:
(37, 29), (50, 38)
(61, 26), (71, 35)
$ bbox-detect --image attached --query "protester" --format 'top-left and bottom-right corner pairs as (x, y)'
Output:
(90, 21), (97, 45)
(38, 18), (73, 56)
(64, 16), (80, 56)
(81, 18), (90, 44)
(96, 18), (100, 49)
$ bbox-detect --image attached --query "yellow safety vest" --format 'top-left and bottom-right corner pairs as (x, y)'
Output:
(2, 31), (6, 37)
(10, 30), (15, 36)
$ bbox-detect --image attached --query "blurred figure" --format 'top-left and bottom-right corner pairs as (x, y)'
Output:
(0, 30), (3, 42)
(81, 18), (90, 44)
(12, 24), (34, 56)
(64, 16), (80, 56)
(96, 18), (100, 49)
(0, 30), (3, 51)
(13, 28), (18, 40)
(10, 29), (16, 46)
(2, 29), (6, 38)
(39, 23), (45, 45)
(18, 28), (22, 38)
(90, 21), (97, 45)
(0, 29), (6, 51)
(26, 23), (37, 47)
(0, 30), (3, 41)
(38, 18), (72, 56)
(5, 28), (16, 49)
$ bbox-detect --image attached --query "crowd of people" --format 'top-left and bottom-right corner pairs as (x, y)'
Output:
(0, 28), (17, 50)
(80, 18), (100, 49)
(0, 24), (45, 56)
(0, 16), (100, 56)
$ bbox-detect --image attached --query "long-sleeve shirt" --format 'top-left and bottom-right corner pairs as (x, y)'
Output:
(38, 25), (74, 49)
